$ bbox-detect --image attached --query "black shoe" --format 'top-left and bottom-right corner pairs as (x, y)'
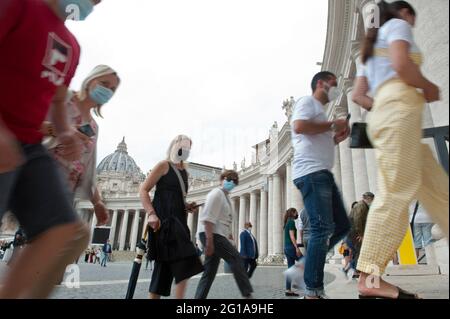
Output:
(285, 291), (300, 297)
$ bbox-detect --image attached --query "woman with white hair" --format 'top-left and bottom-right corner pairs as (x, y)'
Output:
(43, 65), (120, 226)
(139, 135), (204, 299)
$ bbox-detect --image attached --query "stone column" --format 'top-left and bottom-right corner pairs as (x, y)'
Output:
(347, 88), (370, 200)
(249, 191), (258, 240)
(358, 79), (379, 193)
(339, 136), (356, 211)
(272, 173), (283, 255)
(193, 210), (199, 241)
(231, 198), (239, 246)
(119, 210), (129, 251)
(77, 209), (85, 223)
(365, 148), (378, 193)
(81, 209), (88, 223)
(109, 209), (118, 248)
(238, 195), (247, 250)
(130, 210), (140, 252)
(195, 206), (203, 244)
(259, 188), (268, 257)
(90, 210), (97, 239)
(188, 212), (195, 241)
(332, 145), (343, 191)
(267, 176), (274, 255)
(285, 162), (292, 210)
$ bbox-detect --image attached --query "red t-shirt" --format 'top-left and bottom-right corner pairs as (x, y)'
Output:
(0, 0), (80, 144)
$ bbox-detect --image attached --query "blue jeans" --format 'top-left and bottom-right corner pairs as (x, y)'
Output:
(284, 245), (299, 290)
(101, 252), (108, 267)
(413, 223), (434, 249)
(294, 170), (350, 297)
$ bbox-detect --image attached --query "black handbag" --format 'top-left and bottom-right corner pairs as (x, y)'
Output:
(350, 122), (373, 149)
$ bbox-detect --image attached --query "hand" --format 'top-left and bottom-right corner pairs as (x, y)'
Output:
(186, 202), (199, 214)
(356, 235), (363, 243)
(334, 125), (350, 144)
(295, 247), (302, 257)
(205, 239), (214, 257)
(147, 213), (160, 232)
(332, 118), (348, 133)
(93, 201), (109, 226)
(228, 234), (234, 241)
(0, 129), (24, 173)
(423, 82), (440, 103)
(56, 128), (90, 161)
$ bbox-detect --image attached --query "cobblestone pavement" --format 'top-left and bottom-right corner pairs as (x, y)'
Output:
(0, 260), (333, 299)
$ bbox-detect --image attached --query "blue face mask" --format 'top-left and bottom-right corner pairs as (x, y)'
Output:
(223, 180), (236, 192)
(59, 0), (94, 21)
(89, 85), (114, 105)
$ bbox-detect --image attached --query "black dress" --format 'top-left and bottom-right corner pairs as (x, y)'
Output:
(149, 163), (204, 296)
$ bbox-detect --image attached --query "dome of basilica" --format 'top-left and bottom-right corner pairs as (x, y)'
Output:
(97, 137), (143, 176)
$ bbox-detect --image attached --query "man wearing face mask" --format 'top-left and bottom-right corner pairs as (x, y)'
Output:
(239, 222), (259, 279)
(0, 0), (101, 298)
(290, 71), (351, 299)
(345, 192), (375, 278)
(194, 170), (253, 299)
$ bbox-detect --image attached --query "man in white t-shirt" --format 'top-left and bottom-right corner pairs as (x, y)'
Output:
(291, 71), (351, 299)
(194, 170), (253, 299)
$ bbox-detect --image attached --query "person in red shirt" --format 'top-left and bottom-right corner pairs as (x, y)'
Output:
(0, 0), (103, 298)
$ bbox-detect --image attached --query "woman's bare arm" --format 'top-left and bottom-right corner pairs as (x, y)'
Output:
(352, 76), (373, 111)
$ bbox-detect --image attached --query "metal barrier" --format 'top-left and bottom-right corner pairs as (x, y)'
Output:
(423, 126), (449, 174)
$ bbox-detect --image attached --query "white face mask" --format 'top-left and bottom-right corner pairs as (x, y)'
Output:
(325, 83), (340, 102)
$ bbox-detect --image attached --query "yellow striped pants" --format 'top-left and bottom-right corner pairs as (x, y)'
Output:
(357, 78), (449, 275)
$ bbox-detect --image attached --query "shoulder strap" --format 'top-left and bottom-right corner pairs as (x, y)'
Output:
(169, 162), (187, 202)
(219, 188), (233, 210)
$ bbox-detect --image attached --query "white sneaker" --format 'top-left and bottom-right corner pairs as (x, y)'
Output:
(346, 268), (355, 281)
(284, 258), (306, 290)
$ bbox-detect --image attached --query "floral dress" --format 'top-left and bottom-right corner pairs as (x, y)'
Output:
(49, 94), (98, 196)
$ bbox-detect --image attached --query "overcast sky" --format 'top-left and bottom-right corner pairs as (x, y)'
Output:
(67, 0), (328, 173)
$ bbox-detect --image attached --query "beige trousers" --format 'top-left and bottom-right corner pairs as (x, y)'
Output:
(357, 78), (449, 275)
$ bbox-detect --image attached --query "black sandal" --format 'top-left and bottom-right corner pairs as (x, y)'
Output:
(359, 287), (419, 299)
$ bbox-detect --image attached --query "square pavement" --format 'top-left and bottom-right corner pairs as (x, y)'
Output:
(0, 260), (448, 299)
